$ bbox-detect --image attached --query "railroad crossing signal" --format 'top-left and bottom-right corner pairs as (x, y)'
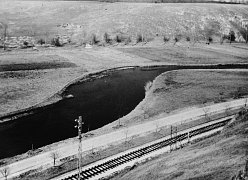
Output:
(75, 116), (84, 180)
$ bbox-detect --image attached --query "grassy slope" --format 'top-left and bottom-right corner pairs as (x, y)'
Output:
(0, 2), (248, 42)
(110, 112), (248, 180)
(115, 69), (248, 127)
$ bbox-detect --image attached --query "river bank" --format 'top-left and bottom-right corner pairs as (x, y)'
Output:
(1, 43), (248, 122)
(0, 43), (248, 165)
(1, 62), (248, 124)
(3, 98), (248, 180)
(1, 65), (247, 162)
(0, 66), (247, 179)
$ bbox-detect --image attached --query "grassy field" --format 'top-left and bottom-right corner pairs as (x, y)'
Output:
(0, 2), (248, 44)
(1, 43), (248, 119)
(0, 46), (153, 118)
(110, 111), (248, 180)
(116, 69), (248, 127)
(0, 53), (77, 71)
(118, 43), (248, 64)
(1, 42), (248, 118)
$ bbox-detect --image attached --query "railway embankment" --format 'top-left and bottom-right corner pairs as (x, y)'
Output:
(0, 98), (247, 180)
(107, 109), (248, 180)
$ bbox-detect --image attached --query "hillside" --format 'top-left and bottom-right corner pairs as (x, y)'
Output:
(105, 0), (248, 4)
(110, 110), (248, 180)
(0, 2), (248, 46)
(11, 0), (248, 4)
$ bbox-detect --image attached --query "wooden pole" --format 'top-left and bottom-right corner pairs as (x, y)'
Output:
(75, 116), (84, 180)
(170, 125), (173, 152)
(187, 132), (190, 143)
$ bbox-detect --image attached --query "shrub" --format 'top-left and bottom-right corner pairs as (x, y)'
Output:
(125, 36), (131, 45)
(229, 30), (235, 43)
(144, 81), (153, 94)
(173, 37), (179, 45)
(23, 41), (28, 46)
(103, 32), (111, 44)
(208, 36), (213, 43)
(91, 34), (99, 45)
(186, 36), (190, 42)
(115, 34), (122, 43)
(173, 34), (182, 45)
(136, 34), (144, 43)
(51, 37), (62, 47)
(163, 36), (170, 43)
(37, 38), (45, 45)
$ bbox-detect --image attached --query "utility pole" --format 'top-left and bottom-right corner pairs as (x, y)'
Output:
(170, 125), (173, 152)
(75, 116), (84, 180)
(246, 24), (248, 44)
(175, 126), (177, 149)
(170, 125), (177, 152)
(187, 131), (190, 144)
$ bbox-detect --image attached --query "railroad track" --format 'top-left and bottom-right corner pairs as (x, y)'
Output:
(62, 118), (231, 180)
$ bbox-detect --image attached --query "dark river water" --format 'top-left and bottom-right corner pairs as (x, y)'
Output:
(0, 66), (177, 159)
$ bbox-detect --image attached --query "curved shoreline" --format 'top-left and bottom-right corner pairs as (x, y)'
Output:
(0, 66), (139, 123)
(1, 63), (248, 123)
(0, 63), (248, 167)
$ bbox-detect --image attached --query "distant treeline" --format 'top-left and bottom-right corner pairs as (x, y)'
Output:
(112, 0), (248, 3)
(61, 0), (248, 3)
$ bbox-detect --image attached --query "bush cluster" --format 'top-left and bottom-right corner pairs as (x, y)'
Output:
(91, 34), (99, 45)
(163, 36), (170, 43)
(136, 34), (144, 43)
(37, 38), (45, 45)
(103, 32), (111, 44)
(51, 37), (62, 47)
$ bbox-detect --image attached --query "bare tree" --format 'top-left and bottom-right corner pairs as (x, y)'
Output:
(0, 166), (10, 180)
(0, 22), (8, 50)
(188, 15), (201, 46)
(50, 151), (59, 167)
(144, 81), (152, 95)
